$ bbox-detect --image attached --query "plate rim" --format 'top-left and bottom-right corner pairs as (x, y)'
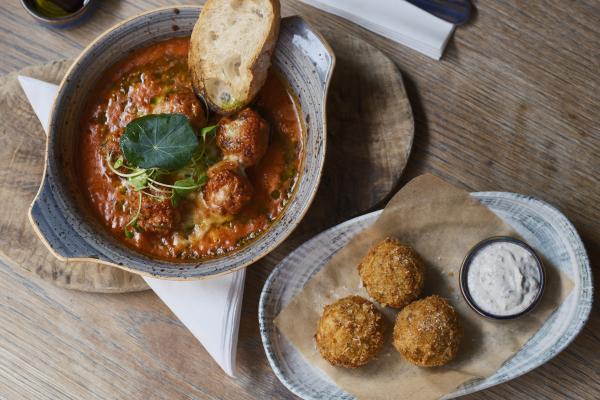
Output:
(259, 191), (593, 399)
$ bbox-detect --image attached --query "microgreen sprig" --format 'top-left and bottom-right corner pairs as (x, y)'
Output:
(124, 191), (142, 239)
(105, 116), (219, 237)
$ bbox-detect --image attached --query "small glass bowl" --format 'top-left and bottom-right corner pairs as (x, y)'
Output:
(20, 0), (97, 28)
(459, 236), (545, 320)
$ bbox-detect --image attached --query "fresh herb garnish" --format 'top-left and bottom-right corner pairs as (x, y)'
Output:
(200, 124), (218, 141)
(127, 172), (149, 190)
(113, 155), (124, 169)
(171, 175), (208, 206)
(120, 113), (199, 171)
(107, 113), (220, 237)
(123, 191), (142, 238)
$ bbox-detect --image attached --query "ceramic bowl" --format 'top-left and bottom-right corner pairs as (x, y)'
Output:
(29, 6), (335, 279)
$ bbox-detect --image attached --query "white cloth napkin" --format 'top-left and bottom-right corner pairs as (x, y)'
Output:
(18, 75), (246, 377)
(298, 0), (455, 59)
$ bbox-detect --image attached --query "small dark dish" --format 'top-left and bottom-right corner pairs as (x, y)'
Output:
(20, 0), (97, 28)
(459, 236), (546, 320)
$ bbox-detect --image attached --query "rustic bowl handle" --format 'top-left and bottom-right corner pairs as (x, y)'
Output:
(29, 178), (100, 262)
(281, 16), (336, 97)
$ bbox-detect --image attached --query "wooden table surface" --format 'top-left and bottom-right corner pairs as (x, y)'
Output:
(1, 1), (598, 399)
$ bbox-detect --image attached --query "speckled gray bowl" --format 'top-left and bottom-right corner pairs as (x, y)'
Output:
(29, 7), (335, 279)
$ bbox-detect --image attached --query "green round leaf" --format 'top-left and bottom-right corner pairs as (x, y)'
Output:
(120, 114), (199, 171)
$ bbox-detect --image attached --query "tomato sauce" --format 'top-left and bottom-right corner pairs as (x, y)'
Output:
(78, 38), (303, 260)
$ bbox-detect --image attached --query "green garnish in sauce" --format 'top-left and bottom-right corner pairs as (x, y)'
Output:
(108, 113), (218, 237)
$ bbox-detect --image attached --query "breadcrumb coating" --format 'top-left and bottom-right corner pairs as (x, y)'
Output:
(393, 295), (462, 367)
(315, 296), (386, 368)
(358, 238), (425, 308)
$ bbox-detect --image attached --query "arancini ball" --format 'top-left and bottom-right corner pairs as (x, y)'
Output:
(358, 238), (425, 308)
(315, 295), (386, 368)
(393, 295), (462, 367)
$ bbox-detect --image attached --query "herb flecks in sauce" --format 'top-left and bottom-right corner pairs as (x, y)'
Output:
(79, 38), (303, 260)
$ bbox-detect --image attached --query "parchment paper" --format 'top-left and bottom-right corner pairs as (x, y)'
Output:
(275, 174), (573, 400)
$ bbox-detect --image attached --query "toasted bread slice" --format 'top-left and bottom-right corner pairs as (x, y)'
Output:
(189, 0), (280, 115)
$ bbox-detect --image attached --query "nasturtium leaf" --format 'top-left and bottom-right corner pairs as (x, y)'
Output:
(120, 114), (199, 171)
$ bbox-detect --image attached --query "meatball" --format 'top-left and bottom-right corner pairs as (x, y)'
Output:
(136, 196), (176, 234)
(216, 108), (269, 167)
(393, 295), (462, 367)
(203, 161), (253, 215)
(315, 295), (386, 368)
(358, 238), (425, 308)
(153, 90), (207, 128)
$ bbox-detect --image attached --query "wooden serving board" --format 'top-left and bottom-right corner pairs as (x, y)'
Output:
(0, 61), (149, 293)
(0, 28), (413, 293)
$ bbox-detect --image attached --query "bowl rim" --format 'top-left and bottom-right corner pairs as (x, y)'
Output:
(459, 235), (546, 320)
(29, 6), (336, 280)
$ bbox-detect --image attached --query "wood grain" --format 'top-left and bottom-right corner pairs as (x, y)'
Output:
(0, 60), (148, 293)
(296, 28), (414, 234)
(0, 0), (599, 399)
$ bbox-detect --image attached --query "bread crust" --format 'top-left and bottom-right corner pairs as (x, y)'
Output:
(189, 0), (281, 115)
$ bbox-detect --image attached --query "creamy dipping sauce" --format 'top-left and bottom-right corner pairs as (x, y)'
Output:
(467, 241), (541, 316)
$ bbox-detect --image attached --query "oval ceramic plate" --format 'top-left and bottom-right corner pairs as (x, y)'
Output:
(259, 192), (593, 399)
